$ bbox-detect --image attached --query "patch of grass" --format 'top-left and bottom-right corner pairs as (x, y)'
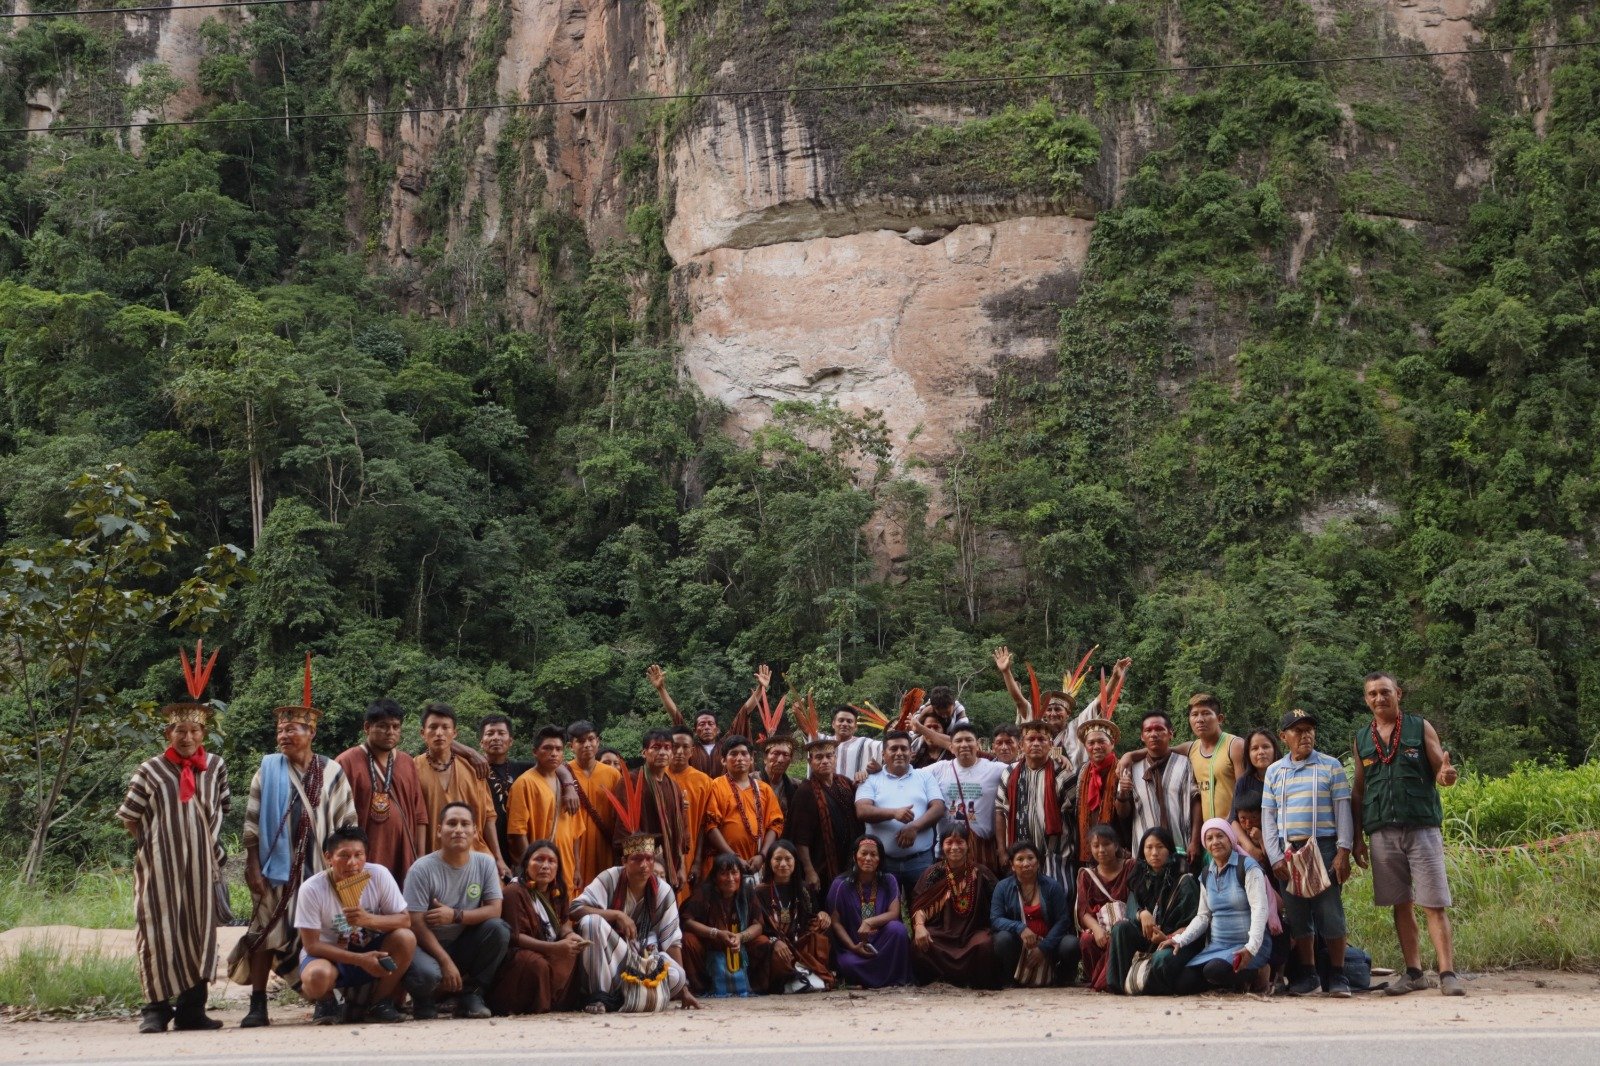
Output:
(0, 943), (141, 1018)
(1345, 837), (1600, 973)
(0, 867), (135, 932)
(1440, 761), (1600, 846)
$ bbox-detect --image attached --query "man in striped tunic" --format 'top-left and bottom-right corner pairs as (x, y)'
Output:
(226, 665), (358, 1027)
(119, 652), (230, 1034)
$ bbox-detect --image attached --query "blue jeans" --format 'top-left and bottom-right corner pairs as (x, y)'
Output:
(883, 849), (934, 894)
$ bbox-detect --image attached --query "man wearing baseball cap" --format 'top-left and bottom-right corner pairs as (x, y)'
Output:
(1262, 707), (1355, 997)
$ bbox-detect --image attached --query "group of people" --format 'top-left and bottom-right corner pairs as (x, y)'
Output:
(119, 644), (1466, 1033)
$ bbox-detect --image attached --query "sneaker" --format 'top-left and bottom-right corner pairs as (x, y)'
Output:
(455, 991), (492, 1019)
(1287, 971), (1322, 997)
(411, 996), (438, 1021)
(366, 999), (404, 1024)
(1325, 974), (1352, 998)
(312, 996), (341, 1025)
(1440, 972), (1466, 996)
(1385, 971), (1429, 996)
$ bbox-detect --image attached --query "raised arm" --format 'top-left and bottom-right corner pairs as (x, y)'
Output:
(647, 663), (685, 726)
(992, 646), (1031, 722)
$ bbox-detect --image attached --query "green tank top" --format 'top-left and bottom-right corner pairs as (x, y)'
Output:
(1189, 731), (1238, 822)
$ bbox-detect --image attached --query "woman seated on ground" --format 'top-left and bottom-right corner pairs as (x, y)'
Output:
(910, 825), (999, 987)
(488, 839), (585, 1015)
(991, 842), (1080, 987)
(1106, 827), (1199, 994)
(1076, 824), (1132, 991)
(826, 835), (913, 988)
(1147, 818), (1271, 995)
(682, 853), (767, 997)
(756, 840), (835, 992)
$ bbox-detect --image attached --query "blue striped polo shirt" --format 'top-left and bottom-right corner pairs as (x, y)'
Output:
(1262, 751), (1350, 841)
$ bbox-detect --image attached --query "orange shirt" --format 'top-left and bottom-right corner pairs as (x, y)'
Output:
(705, 775), (784, 861)
(507, 767), (586, 901)
(566, 759), (622, 893)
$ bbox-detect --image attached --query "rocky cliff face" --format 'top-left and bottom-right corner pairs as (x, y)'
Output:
(28, 0), (1506, 481)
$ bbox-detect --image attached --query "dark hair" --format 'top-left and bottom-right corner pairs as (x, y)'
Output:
(720, 733), (751, 756)
(1363, 671), (1401, 689)
(669, 725), (695, 740)
(421, 701), (456, 726)
(831, 705), (858, 721)
(438, 800), (475, 824)
(518, 838), (570, 915)
(883, 729), (912, 747)
(763, 735), (795, 753)
(599, 746), (623, 761)
(566, 719), (598, 742)
(322, 825), (368, 853)
(1187, 693), (1221, 714)
(1140, 710), (1173, 730)
(534, 724), (565, 747)
(845, 834), (886, 885)
(642, 728), (674, 748)
(1086, 823), (1121, 851)
(949, 722), (979, 741)
(365, 698), (405, 724)
(928, 686), (955, 711)
(478, 713), (512, 735)
(694, 710), (719, 724)
(709, 852), (743, 883)
(992, 723), (1020, 741)
(942, 823), (974, 846)
(1007, 841), (1041, 865)
(1243, 728), (1281, 779)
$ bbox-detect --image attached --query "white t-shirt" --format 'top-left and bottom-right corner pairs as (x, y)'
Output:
(295, 862), (406, 947)
(928, 758), (1006, 840)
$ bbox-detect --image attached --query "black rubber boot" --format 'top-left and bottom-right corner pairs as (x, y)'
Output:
(173, 983), (223, 1031)
(138, 1001), (172, 1034)
(240, 990), (270, 1028)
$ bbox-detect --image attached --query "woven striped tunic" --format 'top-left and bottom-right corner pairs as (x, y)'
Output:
(117, 752), (231, 1003)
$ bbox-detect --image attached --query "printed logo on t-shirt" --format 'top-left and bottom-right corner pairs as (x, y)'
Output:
(467, 882), (482, 901)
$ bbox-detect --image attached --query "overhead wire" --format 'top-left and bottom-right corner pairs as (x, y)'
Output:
(3, 38), (1592, 137)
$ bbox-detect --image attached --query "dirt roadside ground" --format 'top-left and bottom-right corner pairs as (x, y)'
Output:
(3, 960), (1598, 1063)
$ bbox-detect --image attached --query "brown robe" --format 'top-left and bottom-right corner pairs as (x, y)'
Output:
(786, 775), (861, 889)
(617, 768), (688, 889)
(336, 745), (428, 885)
(910, 862), (1000, 988)
(487, 882), (577, 1015)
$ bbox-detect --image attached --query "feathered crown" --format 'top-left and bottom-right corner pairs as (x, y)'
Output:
(1097, 664), (1127, 721)
(163, 639), (219, 726)
(851, 701), (890, 732)
(756, 683), (788, 744)
(1020, 663), (1052, 731)
(893, 687), (924, 731)
(605, 769), (656, 857)
(1062, 645), (1098, 699)
(794, 691), (821, 744)
(274, 653), (323, 727)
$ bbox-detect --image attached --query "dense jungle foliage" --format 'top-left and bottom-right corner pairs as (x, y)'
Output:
(0, 0), (1596, 864)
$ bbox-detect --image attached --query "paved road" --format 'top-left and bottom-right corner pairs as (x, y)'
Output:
(21, 1029), (1600, 1066)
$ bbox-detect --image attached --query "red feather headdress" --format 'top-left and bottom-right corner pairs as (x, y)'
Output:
(163, 639), (219, 726)
(852, 701), (891, 732)
(275, 652), (322, 727)
(605, 768), (657, 857)
(1062, 645), (1098, 699)
(893, 687), (924, 731)
(794, 691), (821, 742)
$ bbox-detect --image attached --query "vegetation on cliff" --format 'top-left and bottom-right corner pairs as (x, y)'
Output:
(0, 0), (1596, 868)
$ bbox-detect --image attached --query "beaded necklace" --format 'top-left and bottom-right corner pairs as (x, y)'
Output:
(857, 877), (877, 922)
(1371, 716), (1401, 765)
(733, 776), (764, 844)
(945, 862), (977, 915)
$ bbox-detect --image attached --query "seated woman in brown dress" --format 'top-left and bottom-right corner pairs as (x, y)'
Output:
(488, 839), (586, 1014)
(910, 825), (1000, 988)
(681, 853), (767, 997)
(756, 839), (835, 992)
(1075, 823), (1132, 991)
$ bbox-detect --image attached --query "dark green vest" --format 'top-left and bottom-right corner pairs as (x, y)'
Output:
(1356, 713), (1442, 831)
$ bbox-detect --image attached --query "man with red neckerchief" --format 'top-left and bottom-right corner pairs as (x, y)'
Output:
(120, 643), (231, 1034)
(1351, 671), (1464, 997)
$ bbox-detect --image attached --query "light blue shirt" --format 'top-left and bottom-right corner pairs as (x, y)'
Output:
(857, 765), (943, 858)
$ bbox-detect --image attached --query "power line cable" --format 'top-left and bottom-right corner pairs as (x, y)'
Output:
(5, 38), (1592, 136)
(0, 0), (323, 18)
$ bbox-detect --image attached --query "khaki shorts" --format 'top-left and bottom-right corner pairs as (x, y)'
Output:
(1370, 825), (1452, 908)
